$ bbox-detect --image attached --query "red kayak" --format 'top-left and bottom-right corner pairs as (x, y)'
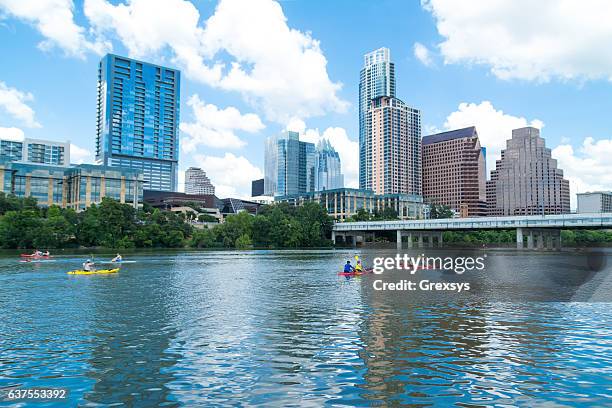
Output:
(20, 254), (52, 259)
(338, 268), (373, 277)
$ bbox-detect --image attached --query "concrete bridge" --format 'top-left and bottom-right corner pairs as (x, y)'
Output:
(332, 213), (612, 250)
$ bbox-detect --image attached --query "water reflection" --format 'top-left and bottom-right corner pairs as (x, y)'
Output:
(0, 250), (610, 406)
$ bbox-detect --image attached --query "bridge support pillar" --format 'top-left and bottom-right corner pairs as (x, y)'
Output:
(546, 233), (554, 250)
(437, 232), (444, 248)
(331, 230), (336, 245)
(427, 233), (434, 248)
(418, 234), (424, 249)
(516, 228), (524, 249)
(527, 230), (534, 250)
(396, 230), (402, 250)
(536, 232), (544, 249)
(407, 233), (413, 248)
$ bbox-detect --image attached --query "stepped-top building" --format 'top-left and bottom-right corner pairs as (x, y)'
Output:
(422, 126), (487, 217)
(185, 167), (215, 195)
(264, 131), (315, 197)
(486, 127), (570, 216)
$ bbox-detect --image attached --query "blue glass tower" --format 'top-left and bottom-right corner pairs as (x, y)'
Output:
(264, 131), (315, 197)
(96, 54), (180, 191)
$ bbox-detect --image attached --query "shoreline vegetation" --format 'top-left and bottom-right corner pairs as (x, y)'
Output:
(0, 193), (610, 250)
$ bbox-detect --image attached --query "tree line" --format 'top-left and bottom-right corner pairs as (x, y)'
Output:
(0, 193), (333, 249)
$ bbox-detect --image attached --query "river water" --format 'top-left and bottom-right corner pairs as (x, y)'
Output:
(0, 249), (611, 406)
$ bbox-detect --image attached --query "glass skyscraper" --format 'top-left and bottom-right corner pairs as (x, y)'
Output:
(314, 139), (344, 191)
(0, 137), (69, 166)
(359, 48), (395, 190)
(96, 54), (180, 192)
(264, 131), (315, 197)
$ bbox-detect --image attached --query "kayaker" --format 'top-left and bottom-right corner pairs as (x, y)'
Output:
(42, 250), (50, 256)
(34, 250), (42, 256)
(111, 254), (122, 262)
(355, 260), (363, 272)
(83, 259), (95, 272)
(344, 260), (355, 273)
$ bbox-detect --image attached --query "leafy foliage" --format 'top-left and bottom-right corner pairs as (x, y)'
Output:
(429, 204), (454, 219)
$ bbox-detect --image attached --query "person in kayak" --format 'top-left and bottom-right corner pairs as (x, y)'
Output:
(111, 254), (122, 262)
(355, 260), (363, 273)
(42, 250), (50, 256)
(344, 260), (355, 273)
(83, 259), (95, 272)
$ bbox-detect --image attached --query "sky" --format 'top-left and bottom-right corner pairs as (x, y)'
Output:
(0, 0), (611, 208)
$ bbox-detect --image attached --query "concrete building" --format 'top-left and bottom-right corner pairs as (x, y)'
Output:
(577, 191), (612, 213)
(422, 126), (487, 217)
(275, 188), (426, 221)
(0, 137), (69, 166)
(0, 160), (143, 210)
(96, 54), (180, 192)
(185, 167), (215, 195)
(359, 48), (396, 190)
(264, 131), (315, 197)
(314, 139), (344, 191)
(487, 127), (570, 216)
(369, 96), (421, 195)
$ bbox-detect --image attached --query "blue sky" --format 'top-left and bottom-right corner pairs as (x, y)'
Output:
(0, 0), (610, 204)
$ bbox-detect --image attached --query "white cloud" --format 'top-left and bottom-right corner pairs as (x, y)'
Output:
(441, 101), (543, 174)
(84, 0), (348, 122)
(69, 143), (94, 164)
(552, 137), (612, 209)
(289, 120), (358, 188)
(0, 0), (109, 57)
(423, 0), (612, 82)
(179, 94), (264, 152)
(0, 126), (25, 141)
(413, 42), (433, 67)
(193, 153), (263, 198)
(0, 81), (41, 128)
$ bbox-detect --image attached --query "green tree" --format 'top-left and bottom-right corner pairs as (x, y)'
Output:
(0, 210), (43, 248)
(235, 233), (252, 249)
(429, 204), (454, 219)
(190, 228), (217, 248)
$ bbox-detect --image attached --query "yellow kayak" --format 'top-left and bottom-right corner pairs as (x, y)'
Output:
(67, 268), (119, 275)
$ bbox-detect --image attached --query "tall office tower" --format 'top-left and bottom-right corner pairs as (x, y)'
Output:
(314, 139), (344, 191)
(264, 131), (315, 197)
(369, 96), (422, 195)
(359, 48), (395, 190)
(486, 127), (570, 216)
(96, 54), (180, 192)
(184, 167), (215, 195)
(0, 137), (70, 166)
(422, 127), (487, 217)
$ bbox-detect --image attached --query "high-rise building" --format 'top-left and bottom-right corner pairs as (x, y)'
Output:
(184, 167), (215, 195)
(359, 48), (395, 190)
(314, 139), (344, 191)
(422, 127), (487, 217)
(369, 96), (421, 195)
(96, 54), (180, 192)
(487, 127), (570, 216)
(251, 178), (264, 197)
(264, 131), (315, 197)
(0, 137), (69, 166)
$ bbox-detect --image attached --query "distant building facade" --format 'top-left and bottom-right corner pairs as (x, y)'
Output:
(0, 161), (143, 210)
(369, 96), (421, 195)
(264, 131), (315, 197)
(359, 48), (396, 190)
(251, 178), (264, 197)
(422, 127), (487, 217)
(487, 127), (570, 216)
(314, 139), (343, 191)
(276, 188), (425, 221)
(96, 54), (180, 192)
(577, 192), (612, 213)
(185, 167), (215, 195)
(0, 137), (69, 166)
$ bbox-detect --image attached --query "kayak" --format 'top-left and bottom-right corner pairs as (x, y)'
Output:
(19, 259), (56, 263)
(67, 268), (119, 275)
(21, 254), (52, 258)
(99, 260), (136, 264)
(338, 268), (373, 277)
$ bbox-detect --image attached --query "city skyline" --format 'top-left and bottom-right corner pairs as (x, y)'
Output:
(0, 0), (611, 206)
